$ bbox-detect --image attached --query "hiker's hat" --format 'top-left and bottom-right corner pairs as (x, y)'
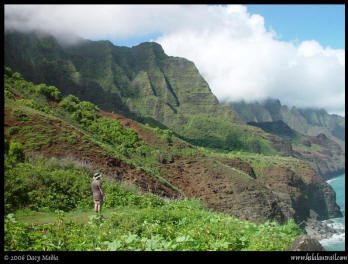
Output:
(93, 172), (101, 179)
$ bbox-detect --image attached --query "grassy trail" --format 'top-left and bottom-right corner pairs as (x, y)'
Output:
(14, 208), (125, 225)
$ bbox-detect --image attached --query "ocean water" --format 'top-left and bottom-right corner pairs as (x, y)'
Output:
(319, 173), (345, 251)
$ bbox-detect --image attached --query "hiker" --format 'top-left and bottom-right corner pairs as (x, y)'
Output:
(91, 172), (105, 213)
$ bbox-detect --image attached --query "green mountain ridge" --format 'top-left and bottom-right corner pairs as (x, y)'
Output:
(247, 120), (345, 180)
(4, 31), (240, 122)
(229, 99), (345, 179)
(5, 31), (292, 155)
(228, 98), (345, 143)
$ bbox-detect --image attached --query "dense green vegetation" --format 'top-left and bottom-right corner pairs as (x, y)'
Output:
(4, 148), (302, 251)
(58, 94), (141, 155)
(4, 67), (171, 182)
(5, 68), (61, 103)
(4, 68), (304, 251)
(198, 147), (305, 174)
(181, 114), (277, 154)
(5, 207), (302, 251)
(4, 31), (288, 155)
(4, 143), (163, 214)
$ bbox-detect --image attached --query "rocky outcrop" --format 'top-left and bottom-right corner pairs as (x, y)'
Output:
(252, 162), (342, 225)
(230, 98), (345, 143)
(307, 180), (343, 220)
(217, 157), (256, 179)
(287, 235), (325, 251)
(255, 166), (309, 223)
(268, 135), (293, 156)
(292, 133), (345, 180)
(247, 119), (345, 180)
(304, 219), (343, 241)
(162, 155), (341, 226)
(231, 99), (345, 180)
(157, 152), (174, 164)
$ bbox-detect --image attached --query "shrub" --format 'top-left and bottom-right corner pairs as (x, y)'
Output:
(4, 89), (15, 100)
(12, 109), (30, 121)
(59, 95), (100, 126)
(103, 183), (165, 209)
(5, 160), (91, 212)
(8, 126), (21, 136)
(4, 138), (10, 154)
(4, 155), (165, 213)
(4, 66), (13, 77)
(35, 84), (62, 101)
(77, 101), (99, 112)
(71, 109), (100, 127)
(12, 72), (23, 80)
(17, 99), (51, 114)
(8, 141), (25, 163)
(58, 95), (80, 113)
(87, 117), (140, 150)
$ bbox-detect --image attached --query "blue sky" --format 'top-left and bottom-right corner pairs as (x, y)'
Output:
(246, 4), (345, 49)
(112, 32), (163, 48)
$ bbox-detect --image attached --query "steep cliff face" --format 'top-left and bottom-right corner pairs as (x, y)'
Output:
(254, 165), (342, 222)
(161, 154), (342, 225)
(228, 100), (345, 180)
(248, 120), (345, 180)
(4, 32), (241, 124)
(229, 99), (345, 143)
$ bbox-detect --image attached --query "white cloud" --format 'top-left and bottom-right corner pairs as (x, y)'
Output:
(154, 7), (345, 117)
(4, 4), (345, 116)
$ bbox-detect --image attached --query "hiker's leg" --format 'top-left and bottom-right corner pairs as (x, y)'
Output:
(94, 203), (98, 212)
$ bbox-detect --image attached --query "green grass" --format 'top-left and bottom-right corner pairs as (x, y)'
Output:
(197, 146), (304, 175)
(13, 207), (116, 225)
(6, 202), (302, 251)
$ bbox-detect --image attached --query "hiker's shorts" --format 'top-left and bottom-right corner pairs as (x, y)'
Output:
(94, 199), (103, 205)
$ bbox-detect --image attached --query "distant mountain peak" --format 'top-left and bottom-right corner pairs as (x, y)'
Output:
(229, 98), (345, 144)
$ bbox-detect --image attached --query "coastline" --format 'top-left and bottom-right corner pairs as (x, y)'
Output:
(319, 218), (345, 251)
(319, 174), (345, 251)
(295, 173), (345, 251)
(304, 219), (343, 241)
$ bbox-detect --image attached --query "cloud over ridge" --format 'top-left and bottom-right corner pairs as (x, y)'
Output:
(5, 4), (345, 116)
